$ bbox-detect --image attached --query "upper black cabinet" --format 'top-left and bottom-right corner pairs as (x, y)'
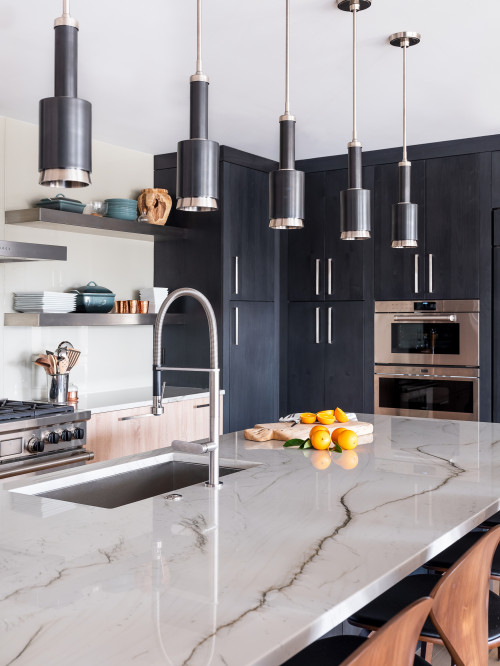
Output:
(375, 154), (486, 301)
(223, 162), (274, 302)
(288, 169), (368, 302)
(374, 161), (426, 301)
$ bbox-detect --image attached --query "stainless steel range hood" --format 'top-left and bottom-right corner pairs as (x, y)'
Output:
(0, 240), (67, 263)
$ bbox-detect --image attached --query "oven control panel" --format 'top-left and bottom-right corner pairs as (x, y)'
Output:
(0, 421), (87, 459)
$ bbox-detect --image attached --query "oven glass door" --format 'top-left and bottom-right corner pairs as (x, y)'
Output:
(375, 371), (478, 421)
(375, 312), (479, 366)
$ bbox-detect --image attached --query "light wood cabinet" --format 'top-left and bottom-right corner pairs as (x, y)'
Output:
(86, 396), (223, 463)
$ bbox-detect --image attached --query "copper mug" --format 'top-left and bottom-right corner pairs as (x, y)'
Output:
(128, 300), (138, 314)
(138, 300), (149, 314)
(117, 300), (129, 314)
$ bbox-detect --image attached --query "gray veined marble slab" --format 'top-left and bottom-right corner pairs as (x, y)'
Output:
(2, 415), (500, 665)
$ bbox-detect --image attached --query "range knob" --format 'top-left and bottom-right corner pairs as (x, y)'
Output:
(60, 429), (73, 442)
(27, 438), (44, 453)
(44, 431), (60, 445)
(73, 427), (85, 440)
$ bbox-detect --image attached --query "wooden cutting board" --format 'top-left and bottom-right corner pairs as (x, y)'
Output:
(245, 419), (374, 443)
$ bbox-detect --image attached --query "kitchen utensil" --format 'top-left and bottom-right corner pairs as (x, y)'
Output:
(244, 420), (374, 443)
(70, 282), (116, 313)
(34, 193), (86, 214)
(57, 358), (69, 374)
(67, 349), (81, 370)
(128, 299), (138, 314)
(47, 373), (69, 404)
(138, 300), (149, 313)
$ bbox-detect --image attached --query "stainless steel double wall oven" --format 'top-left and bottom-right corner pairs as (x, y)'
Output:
(374, 300), (480, 421)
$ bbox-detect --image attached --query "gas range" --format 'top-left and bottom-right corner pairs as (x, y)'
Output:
(0, 400), (93, 479)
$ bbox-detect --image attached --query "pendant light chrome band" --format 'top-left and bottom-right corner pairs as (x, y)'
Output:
(269, 0), (305, 230)
(176, 0), (219, 212)
(389, 31), (421, 248)
(39, 1), (92, 188)
(338, 0), (371, 240)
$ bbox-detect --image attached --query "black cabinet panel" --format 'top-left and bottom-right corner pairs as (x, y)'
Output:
(287, 303), (327, 412)
(288, 172), (326, 301)
(374, 161), (426, 300)
(229, 301), (277, 431)
(494, 248), (500, 423)
(324, 169), (365, 301)
(425, 154), (481, 299)
(324, 302), (365, 413)
(223, 163), (274, 301)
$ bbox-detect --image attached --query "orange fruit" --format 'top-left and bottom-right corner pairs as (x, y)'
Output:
(335, 450), (358, 470)
(310, 450), (332, 470)
(300, 412), (317, 424)
(310, 425), (329, 438)
(310, 429), (332, 450)
(337, 429), (358, 451)
(320, 410), (335, 416)
(331, 427), (347, 443)
(316, 411), (336, 425)
(334, 407), (349, 423)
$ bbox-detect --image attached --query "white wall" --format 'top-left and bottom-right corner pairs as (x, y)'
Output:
(0, 117), (155, 399)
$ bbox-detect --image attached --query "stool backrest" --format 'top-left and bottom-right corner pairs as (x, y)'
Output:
(430, 524), (500, 666)
(340, 597), (433, 666)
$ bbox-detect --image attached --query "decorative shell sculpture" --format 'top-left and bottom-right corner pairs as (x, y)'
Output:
(137, 188), (172, 226)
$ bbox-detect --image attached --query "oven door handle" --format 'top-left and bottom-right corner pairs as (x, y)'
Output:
(393, 315), (457, 322)
(0, 451), (94, 479)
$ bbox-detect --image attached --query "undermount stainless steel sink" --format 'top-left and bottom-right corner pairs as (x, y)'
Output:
(12, 452), (254, 509)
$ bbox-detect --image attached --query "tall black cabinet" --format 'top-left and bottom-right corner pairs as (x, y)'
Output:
(154, 147), (279, 433)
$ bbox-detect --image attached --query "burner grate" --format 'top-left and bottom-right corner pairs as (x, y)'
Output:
(0, 399), (74, 422)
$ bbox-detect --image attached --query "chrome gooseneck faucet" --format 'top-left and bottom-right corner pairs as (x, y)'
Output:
(153, 288), (220, 488)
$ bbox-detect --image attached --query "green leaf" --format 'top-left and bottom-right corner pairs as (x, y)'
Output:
(330, 443), (342, 453)
(283, 438), (305, 448)
(303, 438), (312, 449)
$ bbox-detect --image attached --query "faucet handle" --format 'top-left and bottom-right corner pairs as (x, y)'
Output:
(172, 440), (216, 455)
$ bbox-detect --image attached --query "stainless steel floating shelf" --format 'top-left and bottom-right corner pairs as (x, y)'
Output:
(0, 239), (66, 263)
(6, 209), (188, 242)
(4, 313), (185, 327)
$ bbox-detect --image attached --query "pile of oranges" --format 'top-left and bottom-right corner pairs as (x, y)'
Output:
(300, 407), (349, 426)
(309, 424), (358, 451)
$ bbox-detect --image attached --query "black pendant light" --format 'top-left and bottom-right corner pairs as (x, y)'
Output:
(177, 0), (219, 212)
(269, 0), (305, 230)
(390, 31), (421, 248)
(338, 0), (371, 240)
(39, 0), (91, 188)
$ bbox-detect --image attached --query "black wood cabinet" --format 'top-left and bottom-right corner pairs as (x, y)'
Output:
(374, 161), (426, 300)
(228, 301), (277, 431)
(223, 162), (274, 302)
(287, 301), (365, 414)
(288, 169), (369, 302)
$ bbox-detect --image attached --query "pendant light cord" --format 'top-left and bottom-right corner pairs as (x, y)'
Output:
(196, 0), (203, 75)
(63, 0), (70, 16)
(352, 6), (357, 142)
(402, 41), (407, 162)
(285, 0), (290, 116)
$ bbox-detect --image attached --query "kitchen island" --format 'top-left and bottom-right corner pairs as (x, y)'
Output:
(2, 414), (500, 665)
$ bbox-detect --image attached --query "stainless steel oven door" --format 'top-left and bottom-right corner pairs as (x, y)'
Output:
(374, 365), (479, 421)
(0, 449), (94, 479)
(374, 312), (479, 366)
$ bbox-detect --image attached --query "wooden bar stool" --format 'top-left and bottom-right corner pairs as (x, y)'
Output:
(282, 597), (433, 666)
(349, 525), (500, 665)
(424, 529), (500, 581)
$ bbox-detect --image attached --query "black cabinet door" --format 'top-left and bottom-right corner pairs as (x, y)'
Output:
(374, 161), (426, 300)
(223, 163), (275, 302)
(493, 247), (500, 423)
(424, 154), (481, 299)
(324, 302), (365, 413)
(287, 303), (326, 413)
(229, 301), (277, 431)
(324, 168), (366, 301)
(288, 172), (326, 301)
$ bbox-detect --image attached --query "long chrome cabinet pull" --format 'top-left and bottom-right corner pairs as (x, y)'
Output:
(428, 254), (434, 293)
(328, 307), (333, 344)
(414, 254), (419, 294)
(234, 256), (239, 295)
(315, 307), (320, 344)
(315, 259), (320, 296)
(235, 307), (239, 346)
(327, 258), (333, 295)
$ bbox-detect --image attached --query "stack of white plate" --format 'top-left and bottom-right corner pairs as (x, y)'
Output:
(14, 292), (77, 314)
(139, 288), (169, 313)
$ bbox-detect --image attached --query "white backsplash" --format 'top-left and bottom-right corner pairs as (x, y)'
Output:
(0, 116), (157, 399)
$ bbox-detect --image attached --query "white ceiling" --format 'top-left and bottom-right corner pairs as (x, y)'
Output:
(0, 0), (498, 161)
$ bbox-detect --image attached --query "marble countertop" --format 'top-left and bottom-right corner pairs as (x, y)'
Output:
(2, 415), (500, 665)
(75, 386), (224, 414)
